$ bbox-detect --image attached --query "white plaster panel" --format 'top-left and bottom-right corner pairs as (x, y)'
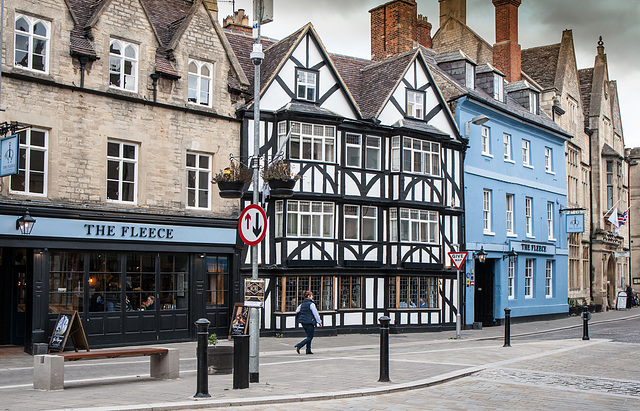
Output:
(430, 312), (438, 324)
(366, 174), (381, 197)
(323, 316), (332, 327)
(416, 62), (429, 88)
(291, 41), (307, 68)
(344, 247), (356, 261)
(286, 316), (296, 328)
(345, 174), (360, 196)
(343, 312), (361, 326)
(366, 312), (373, 324)
(307, 37), (324, 67)
(322, 91), (358, 120)
(261, 81), (293, 111)
(275, 317), (280, 328)
(389, 312), (396, 322)
(379, 101), (400, 126)
(400, 312), (407, 324)
(421, 312), (428, 323)
(366, 278), (375, 309)
(363, 247), (378, 261)
(318, 65), (337, 97)
(410, 312), (418, 323)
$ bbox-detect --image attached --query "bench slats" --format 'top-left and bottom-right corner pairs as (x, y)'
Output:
(59, 348), (168, 361)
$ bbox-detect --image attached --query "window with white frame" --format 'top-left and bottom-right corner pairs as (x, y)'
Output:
(296, 69), (317, 101)
(545, 260), (553, 297)
(494, 74), (504, 102)
(525, 258), (534, 298)
(406, 90), (424, 119)
(107, 141), (138, 203)
(465, 62), (475, 89)
(529, 92), (539, 114)
(483, 189), (492, 233)
(606, 160), (613, 210)
(508, 257), (515, 299)
(344, 205), (377, 241)
(522, 139), (531, 166)
(109, 39), (138, 92)
(503, 133), (512, 161)
(481, 126), (491, 155)
(545, 147), (553, 173)
(188, 60), (213, 106)
(14, 14), (50, 73)
(284, 200), (334, 238)
(365, 136), (381, 170)
(289, 122), (335, 162)
(10, 128), (48, 195)
(393, 136), (440, 176)
(399, 208), (439, 244)
(186, 152), (211, 209)
(345, 133), (361, 168)
(525, 197), (533, 237)
(506, 193), (514, 235)
(390, 208), (398, 242)
(547, 201), (554, 239)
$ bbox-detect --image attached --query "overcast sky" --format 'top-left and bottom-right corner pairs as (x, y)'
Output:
(218, 0), (640, 148)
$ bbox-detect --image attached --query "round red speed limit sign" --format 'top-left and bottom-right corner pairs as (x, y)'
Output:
(238, 204), (267, 246)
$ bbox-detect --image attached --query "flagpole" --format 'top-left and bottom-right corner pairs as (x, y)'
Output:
(603, 198), (621, 219)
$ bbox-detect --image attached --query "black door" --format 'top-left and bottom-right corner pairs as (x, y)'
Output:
(474, 259), (494, 326)
(0, 248), (27, 345)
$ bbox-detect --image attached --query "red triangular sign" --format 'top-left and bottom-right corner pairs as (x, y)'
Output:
(448, 252), (468, 270)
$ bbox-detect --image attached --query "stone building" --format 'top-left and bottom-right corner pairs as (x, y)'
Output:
(0, 0), (250, 351)
(433, 0), (629, 310)
(627, 148), (640, 292)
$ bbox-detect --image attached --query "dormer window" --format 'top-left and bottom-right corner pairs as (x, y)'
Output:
(529, 91), (539, 114)
(466, 62), (475, 90)
(109, 39), (138, 92)
(406, 90), (424, 119)
(14, 14), (50, 73)
(296, 69), (317, 101)
(494, 74), (504, 102)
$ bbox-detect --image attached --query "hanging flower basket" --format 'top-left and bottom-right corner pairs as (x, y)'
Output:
(212, 160), (252, 199)
(268, 178), (297, 198)
(262, 159), (300, 198)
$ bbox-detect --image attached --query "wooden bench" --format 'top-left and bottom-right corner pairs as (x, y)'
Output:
(34, 347), (179, 390)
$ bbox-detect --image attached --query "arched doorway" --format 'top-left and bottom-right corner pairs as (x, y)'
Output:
(606, 256), (616, 309)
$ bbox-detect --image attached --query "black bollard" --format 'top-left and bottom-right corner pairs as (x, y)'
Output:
(378, 316), (390, 382)
(503, 308), (511, 347)
(233, 334), (249, 389)
(582, 305), (590, 340)
(194, 318), (211, 398)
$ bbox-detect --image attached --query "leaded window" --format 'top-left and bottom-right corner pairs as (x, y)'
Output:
(188, 60), (213, 106)
(389, 276), (438, 308)
(14, 14), (49, 73)
(275, 276), (333, 312)
(339, 277), (361, 309)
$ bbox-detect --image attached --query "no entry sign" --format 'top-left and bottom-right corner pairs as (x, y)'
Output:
(238, 204), (267, 246)
(448, 251), (468, 270)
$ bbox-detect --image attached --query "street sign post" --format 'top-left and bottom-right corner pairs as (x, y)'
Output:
(448, 251), (468, 339)
(238, 204), (267, 246)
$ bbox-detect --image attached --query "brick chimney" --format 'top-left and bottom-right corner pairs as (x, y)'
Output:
(492, 0), (521, 82)
(223, 9), (252, 34)
(370, 0), (432, 61)
(439, 0), (466, 27)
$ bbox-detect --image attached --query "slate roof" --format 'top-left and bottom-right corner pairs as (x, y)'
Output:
(521, 43), (561, 90)
(578, 68), (594, 119)
(66, 0), (103, 58)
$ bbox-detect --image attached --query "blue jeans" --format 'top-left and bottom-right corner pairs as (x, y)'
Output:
(296, 323), (315, 353)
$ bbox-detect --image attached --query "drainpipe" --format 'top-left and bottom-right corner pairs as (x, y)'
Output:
(586, 126), (594, 304)
(150, 73), (160, 102)
(79, 56), (88, 88)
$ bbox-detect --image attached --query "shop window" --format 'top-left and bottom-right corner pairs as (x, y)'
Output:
(275, 276), (334, 312)
(158, 254), (189, 310)
(10, 128), (48, 196)
(389, 276), (438, 308)
(88, 252), (122, 312)
(206, 256), (229, 307)
(126, 253), (156, 310)
(339, 277), (361, 309)
(49, 251), (85, 313)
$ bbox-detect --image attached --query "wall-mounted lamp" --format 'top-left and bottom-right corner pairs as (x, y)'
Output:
(502, 247), (518, 262)
(16, 209), (36, 235)
(475, 246), (487, 263)
(465, 114), (491, 138)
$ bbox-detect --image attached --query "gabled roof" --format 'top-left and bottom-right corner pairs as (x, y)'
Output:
(578, 68), (594, 119)
(521, 43), (561, 90)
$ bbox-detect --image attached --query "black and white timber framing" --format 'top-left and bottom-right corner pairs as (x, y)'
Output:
(226, 24), (467, 334)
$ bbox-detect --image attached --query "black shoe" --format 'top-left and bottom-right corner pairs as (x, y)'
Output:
(296, 346), (300, 354)
(306, 351), (313, 354)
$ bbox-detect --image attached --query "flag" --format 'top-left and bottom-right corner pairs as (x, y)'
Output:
(608, 208), (619, 235)
(618, 209), (628, 226)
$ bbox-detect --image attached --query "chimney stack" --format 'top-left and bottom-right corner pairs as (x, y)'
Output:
(439, 0), (466, 27)
(370, 0), (432, 61)
(223, 9), (252, 34)
(492, 0), (521, 82)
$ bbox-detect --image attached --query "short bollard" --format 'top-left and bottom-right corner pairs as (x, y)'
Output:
(503, 308), (511, 347)
(378, 316), (390, 382)
(194, 318), (211, 398)
(233, 334), (249, 389)
(582, 305), (590, 340)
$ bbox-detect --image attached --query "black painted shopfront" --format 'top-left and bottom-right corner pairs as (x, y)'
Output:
(0, 206), (241, 352)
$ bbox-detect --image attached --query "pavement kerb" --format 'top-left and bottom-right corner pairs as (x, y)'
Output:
(47, 311), (639, 411)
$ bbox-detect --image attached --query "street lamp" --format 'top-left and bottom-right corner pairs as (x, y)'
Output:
(464, 114), (490, 138)
(16, 209), (36, 235)
(476, 246), (487, 263)
(502, 248), (518, 262)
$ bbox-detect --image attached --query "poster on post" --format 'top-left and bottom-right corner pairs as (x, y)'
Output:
(228, 303), (250, 340)
(48, 310), (90, 353)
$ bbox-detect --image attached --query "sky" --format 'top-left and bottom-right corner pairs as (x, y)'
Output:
(217, 0), (640, 149)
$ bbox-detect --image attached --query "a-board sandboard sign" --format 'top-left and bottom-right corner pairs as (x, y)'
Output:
(48, 310), (90, 353)
(228, 303), (250, 340)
